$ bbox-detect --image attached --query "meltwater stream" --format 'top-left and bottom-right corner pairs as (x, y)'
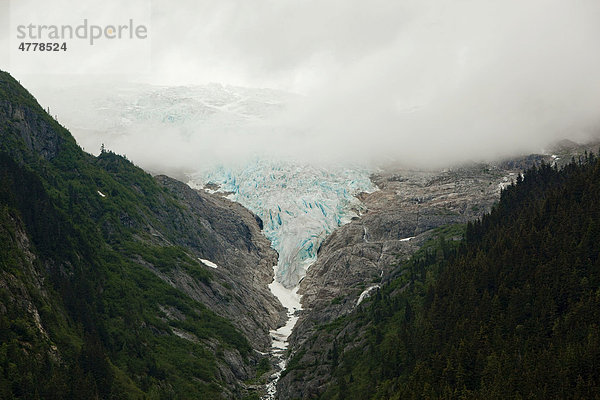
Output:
(189, 159), (374, 398)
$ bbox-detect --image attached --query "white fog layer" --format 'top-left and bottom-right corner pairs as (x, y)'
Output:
(13, 0), (600, 169)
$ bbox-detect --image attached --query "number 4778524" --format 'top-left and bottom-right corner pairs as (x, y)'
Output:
(18, 42), (67, 51)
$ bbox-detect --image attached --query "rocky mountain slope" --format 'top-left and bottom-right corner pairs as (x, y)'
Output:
(3, 68), (598, 399)
(281, 154), (600, 399)
(277, 155), (584, 398)
(0, 70), (283, 398)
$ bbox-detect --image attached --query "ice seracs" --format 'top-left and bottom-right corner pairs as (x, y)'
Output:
(190, 159), (375, 289)
(188, 159), (375, 400)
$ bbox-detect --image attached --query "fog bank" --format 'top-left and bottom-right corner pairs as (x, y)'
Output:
(12, 0), (600, 171)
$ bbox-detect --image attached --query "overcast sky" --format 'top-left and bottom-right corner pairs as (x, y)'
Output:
(4, 0), (600, 169)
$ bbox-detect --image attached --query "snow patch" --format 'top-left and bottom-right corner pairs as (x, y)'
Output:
(267, 277), (301, 356)
(97, 190), (106, 197)
(264, 278), (302, 399)
(356, 285), (380, 306)
(498, 182), (510, 190)
(400, 236), (414, 242)
(199, 258), (219, 269)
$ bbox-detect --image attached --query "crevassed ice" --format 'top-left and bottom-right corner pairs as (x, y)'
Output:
(189, 159), (374, 400)
(189, 159), (375, 288)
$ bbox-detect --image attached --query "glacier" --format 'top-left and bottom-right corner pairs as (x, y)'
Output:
(33, 80), (376, 398)
(189, 159), (375, 288)
(29, 82), (299, 171)
(189, 159), (374, 399)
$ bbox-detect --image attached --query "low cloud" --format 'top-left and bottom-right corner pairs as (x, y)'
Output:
(15, 0), (600, 172)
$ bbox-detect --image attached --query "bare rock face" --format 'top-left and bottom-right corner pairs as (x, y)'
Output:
(298, 165), (518, 330)
(276, 142), (600, 398)
(278, 163), (527, 399)
(0, 69), (286, 394)
(152, 175), (286, 351)
(0, 100), (64, 161)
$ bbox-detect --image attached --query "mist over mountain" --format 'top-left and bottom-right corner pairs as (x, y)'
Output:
(3, 0), (600, 398)
(12, 0), (600, 172)
(25, 82), (300, 175)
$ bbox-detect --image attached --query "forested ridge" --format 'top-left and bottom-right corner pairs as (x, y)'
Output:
(0, 71), (265, 399)
(299, 154), (600, 399)
(3, 67), (600, 399)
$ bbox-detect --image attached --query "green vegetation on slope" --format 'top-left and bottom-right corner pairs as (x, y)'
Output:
(0, 71), (252, 398)
(294, 154), (600, 399)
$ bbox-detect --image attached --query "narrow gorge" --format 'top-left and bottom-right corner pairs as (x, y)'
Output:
(189, 161), (375, 398)
(190, 156), (557, 398)
(4, 69), (599, 399)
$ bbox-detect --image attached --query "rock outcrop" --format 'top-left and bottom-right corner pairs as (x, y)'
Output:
(277, 163), (532, 398)
(153, 175), (285, 350)
(0, 70), (285, 398)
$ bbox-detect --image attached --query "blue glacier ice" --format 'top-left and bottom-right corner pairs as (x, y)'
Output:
(31, 80), (375, 398)
(190, 159), (375, 398)
(189, 159), (375, 288)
